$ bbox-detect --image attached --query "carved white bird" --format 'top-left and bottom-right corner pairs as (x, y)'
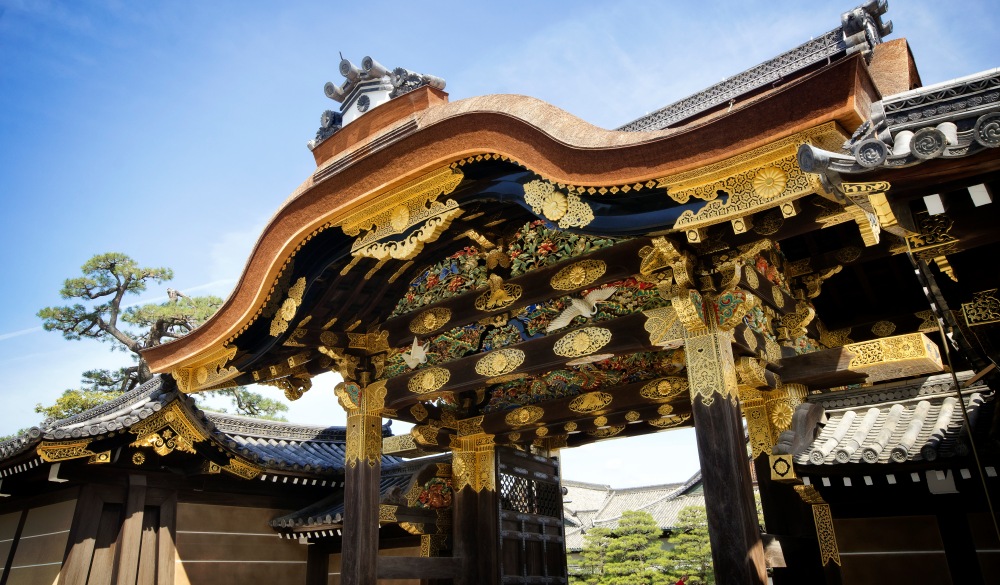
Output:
(546, 287), (618, 333)
(401, 337), (428, 369)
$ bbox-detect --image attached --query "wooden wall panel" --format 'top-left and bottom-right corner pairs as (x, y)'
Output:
(834, 516), (952, 585)
(0, 510), (20, 578)
(968, 512), (1000, 584)
(326, 546), (424, 585)
(174, 503), (306, 585)
(6, 500), (76, 585)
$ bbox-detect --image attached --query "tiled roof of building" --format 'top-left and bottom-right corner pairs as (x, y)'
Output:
(0, 375), (397, 479)
(618, 2), (891, 132)
(270, 455), (450, 534)
(777, 372), (992, 466)
(563, 472), (705, 551)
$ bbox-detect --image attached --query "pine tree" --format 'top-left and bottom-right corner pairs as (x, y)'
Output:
(664, 506), (714, 584)
(603, 510), (672, 585)
(573, 526), (612, 585)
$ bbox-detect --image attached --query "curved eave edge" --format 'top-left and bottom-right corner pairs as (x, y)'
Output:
(143, 55), (877, 377)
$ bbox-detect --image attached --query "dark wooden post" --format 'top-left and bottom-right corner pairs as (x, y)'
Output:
(338, 378), (387, 585)
(685, 328), (768, 584)
(451, 417), (499, 585)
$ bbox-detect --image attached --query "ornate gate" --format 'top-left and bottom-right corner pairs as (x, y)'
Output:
(497, 447), (567, 584)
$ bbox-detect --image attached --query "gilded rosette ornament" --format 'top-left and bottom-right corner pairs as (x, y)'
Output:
(129, 401), (208, 458)
(409, 308), (452, 334)
(505, 406), (545, 427)
(523, 180), (595, 229)
(587, 425), (625, 438)
(550, 260), (607, 290)
(475, 349), (525, 377)
(408, 368), (451, 394)
(553, 327), (612, 358)
(639, 377), (689, 402)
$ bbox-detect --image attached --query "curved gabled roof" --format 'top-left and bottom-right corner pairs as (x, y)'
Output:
(0, 376), (395, 481)
(143, 50), (881, 378)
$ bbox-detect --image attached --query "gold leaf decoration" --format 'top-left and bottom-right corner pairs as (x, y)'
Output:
(475, 274), (522, 312)
(505, 406), (545, 427)
(270, 277), (306, 337)
(535, 427), (549, 437)
(553, 327), (612, 358)
(639, 377), (689, 402)
(564, 422), (578, 432)
(568, 392), (613, 414)
(752, 167), (788, 199)
(593, 416), (608, 427)
(871, 320), (896, 337)
(523, 180), (595, 229)
(475, 349), (525, 377)
(408, 368), (451, 394)
(550, 260), (607, 291)
(410, 308), (452, 334)
(587, 425), (625, 438)
(648, 414), (691, 428)
(410, 403), (429, 422)
(657, 403), (674, 416)
(625, 411), (641, 422)
(643, 306), (684, 348)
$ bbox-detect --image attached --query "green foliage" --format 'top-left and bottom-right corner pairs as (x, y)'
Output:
(575, 526), (613, 585)
(663, 506), (714, 585)
(35, 388), (125, 420)
(36, 253), (287, 420)
(571, 512), (671, 585)
(603, 511), (672, 585)
(202, 388), (289, 421)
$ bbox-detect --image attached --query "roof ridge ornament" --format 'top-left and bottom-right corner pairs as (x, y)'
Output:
(308, 55), (446, 150)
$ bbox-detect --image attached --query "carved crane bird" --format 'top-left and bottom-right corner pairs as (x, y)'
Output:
(546, 286), (618, 333)
(402, 337), (428, 369)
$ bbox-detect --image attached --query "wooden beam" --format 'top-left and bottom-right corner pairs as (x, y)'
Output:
(115, 474), (147, 585)
(387, 312), (655, 409)
(376, 556), (461, 579)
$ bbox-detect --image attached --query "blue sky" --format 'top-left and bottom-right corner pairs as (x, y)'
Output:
(0, 1), (996, 487)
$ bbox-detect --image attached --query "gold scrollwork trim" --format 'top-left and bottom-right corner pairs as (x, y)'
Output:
(587, 425), (625, 438)
(475, 275), (522, 312)
(553, 327), (612, 358)
(171, 344), (240, 394)
(37, 440), (96, 463)
(647, 414), (691, 429)
(408, 368), (451, 394)
(129, 401), (209, 458)
(568, 392), (613, 414)
(963, 289), (1000, 327)
(339, 167), (465, 238)
(643, 306), (684, 348)
(684, 330), (739, 407)
(222, 457), (263, 480)
(475, 349), (525, 377)
(270, 277), (306, 337)
(550, 260), (607, 290)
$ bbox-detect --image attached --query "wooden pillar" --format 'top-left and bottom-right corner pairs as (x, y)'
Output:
(337, 379), (387, 585)
(686, 328), (768, 584)
(451, 417), (499, 585)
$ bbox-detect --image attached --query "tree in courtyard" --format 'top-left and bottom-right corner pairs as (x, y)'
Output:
(663, 506), (714, 585)
(573, 526), (613, 585)
(36, 253), (288, 420)
(603, 510), (672, 585)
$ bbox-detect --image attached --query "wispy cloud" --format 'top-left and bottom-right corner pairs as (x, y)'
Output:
(0, 326), (42, 342)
